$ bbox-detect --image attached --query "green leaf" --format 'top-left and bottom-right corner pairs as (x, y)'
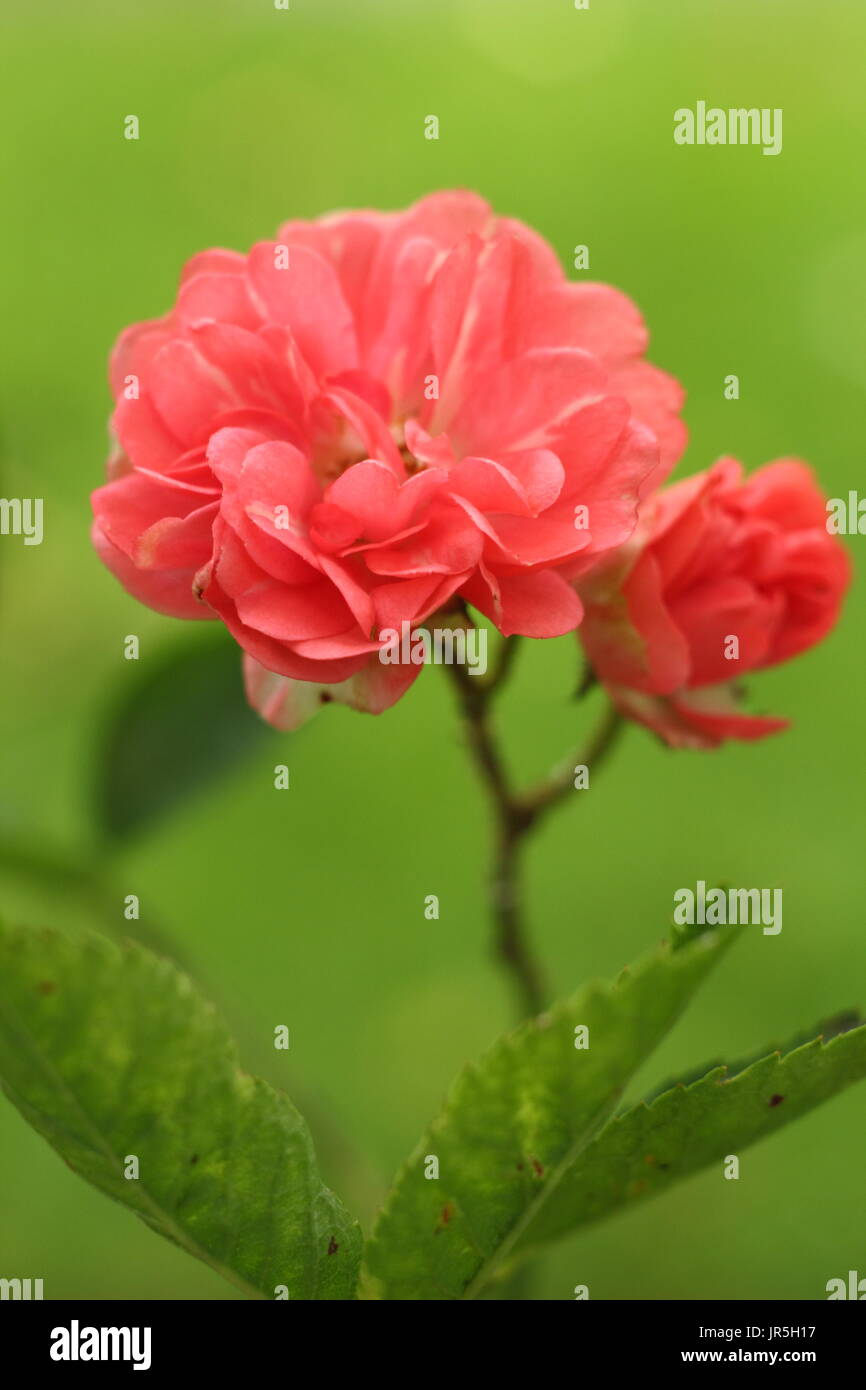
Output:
(366, 926), (739, 1299)
(514, 1013), (866, 1254)
(0, 921), (361, 1300)
(94, 632), (272, 842)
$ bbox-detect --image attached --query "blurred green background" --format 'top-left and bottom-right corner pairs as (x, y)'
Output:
(1, 0), (864, 1299)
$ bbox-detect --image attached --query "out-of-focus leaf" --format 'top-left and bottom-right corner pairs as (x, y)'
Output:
(94, 633), (271, 841)
(0, 920), (362, 1300)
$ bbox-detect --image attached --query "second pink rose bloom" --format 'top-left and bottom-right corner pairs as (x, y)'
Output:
(577, 457), (850, 747)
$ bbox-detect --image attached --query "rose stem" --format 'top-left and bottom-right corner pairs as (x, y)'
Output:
(445, 638), (624, 1019)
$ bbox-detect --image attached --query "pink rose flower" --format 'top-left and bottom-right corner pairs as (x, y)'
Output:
(577, 457), (850, 748)
(91, 191), (686, 726)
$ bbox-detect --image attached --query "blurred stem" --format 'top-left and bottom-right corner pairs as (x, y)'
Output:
(0, 834), (194, 968)
(446, 644), (624, 1020)
(0, 837), (110, 905)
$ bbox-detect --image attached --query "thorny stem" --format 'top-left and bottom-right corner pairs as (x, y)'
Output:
(446, 636), (624, 1021)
